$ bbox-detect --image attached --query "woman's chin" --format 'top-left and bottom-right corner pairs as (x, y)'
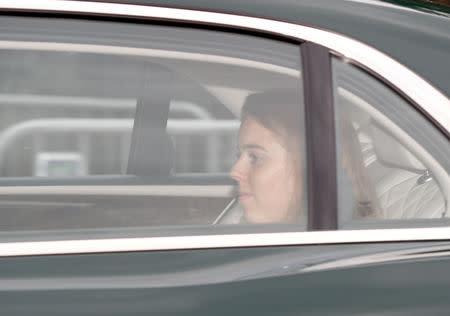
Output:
(243, 209), (270, 224)
(243, 206), (290, 223)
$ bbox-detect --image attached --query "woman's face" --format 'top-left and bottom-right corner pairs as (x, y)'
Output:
(229, 117), (296, 223)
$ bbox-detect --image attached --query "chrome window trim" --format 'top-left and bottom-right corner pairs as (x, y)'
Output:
(0, 0), (448, 132)
(0, 227), (450, 257)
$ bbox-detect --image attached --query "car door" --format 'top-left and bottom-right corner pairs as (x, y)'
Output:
(0, 2), (449, 315)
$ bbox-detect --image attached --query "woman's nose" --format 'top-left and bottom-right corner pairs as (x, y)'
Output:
(229, 159), (246, 183)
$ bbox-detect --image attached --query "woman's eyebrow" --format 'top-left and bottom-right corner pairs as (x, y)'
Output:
(241, 144), (268, 152)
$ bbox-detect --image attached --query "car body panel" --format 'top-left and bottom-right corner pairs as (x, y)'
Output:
(2, 242), (450, 315)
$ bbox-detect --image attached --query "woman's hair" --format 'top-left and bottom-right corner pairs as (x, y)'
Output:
(242, 91), (303, 149)
(339, 111), (380, 218)
(241, 89), (379, 221)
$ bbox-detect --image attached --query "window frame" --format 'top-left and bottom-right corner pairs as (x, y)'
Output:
(301, 42), (337, 230)
(0, 1), (448, 255)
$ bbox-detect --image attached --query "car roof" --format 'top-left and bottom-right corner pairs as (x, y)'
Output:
(101, 0), (450, 98)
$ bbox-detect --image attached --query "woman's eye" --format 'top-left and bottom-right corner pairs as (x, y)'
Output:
(248, 153), (261, 165)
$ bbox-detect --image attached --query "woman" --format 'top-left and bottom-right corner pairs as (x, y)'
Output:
(229, 91), (304, 223)
(229, 90), (379, 224)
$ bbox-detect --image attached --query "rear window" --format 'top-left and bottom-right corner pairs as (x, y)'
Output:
(0, 17), (306, 237)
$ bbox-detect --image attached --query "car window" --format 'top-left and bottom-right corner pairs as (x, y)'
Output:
(0, 17), (306, 236)
(332, 57), (450, 229)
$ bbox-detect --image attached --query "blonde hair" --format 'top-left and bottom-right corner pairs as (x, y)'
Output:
(339, 112), (380, 218)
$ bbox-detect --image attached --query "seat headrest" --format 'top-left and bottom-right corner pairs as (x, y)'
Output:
(127, 65), (174, 176)
(370, 122), (425, 174)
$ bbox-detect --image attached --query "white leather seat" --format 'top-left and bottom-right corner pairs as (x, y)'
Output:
(376, 169), (446, 219)
(369, 123), (447, 219)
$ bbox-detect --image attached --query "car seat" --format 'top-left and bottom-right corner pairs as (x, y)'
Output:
(127, 65), (174, 176)
(369, 122), (446, 219)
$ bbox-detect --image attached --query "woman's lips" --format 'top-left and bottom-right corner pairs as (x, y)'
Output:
(238, 192), (252, 202)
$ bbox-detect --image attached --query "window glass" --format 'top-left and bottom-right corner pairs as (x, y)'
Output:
(332, 57), (449, 229)
(0, 17), (305, 236)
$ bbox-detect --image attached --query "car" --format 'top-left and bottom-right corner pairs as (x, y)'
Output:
(0, 0), (448, 314)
